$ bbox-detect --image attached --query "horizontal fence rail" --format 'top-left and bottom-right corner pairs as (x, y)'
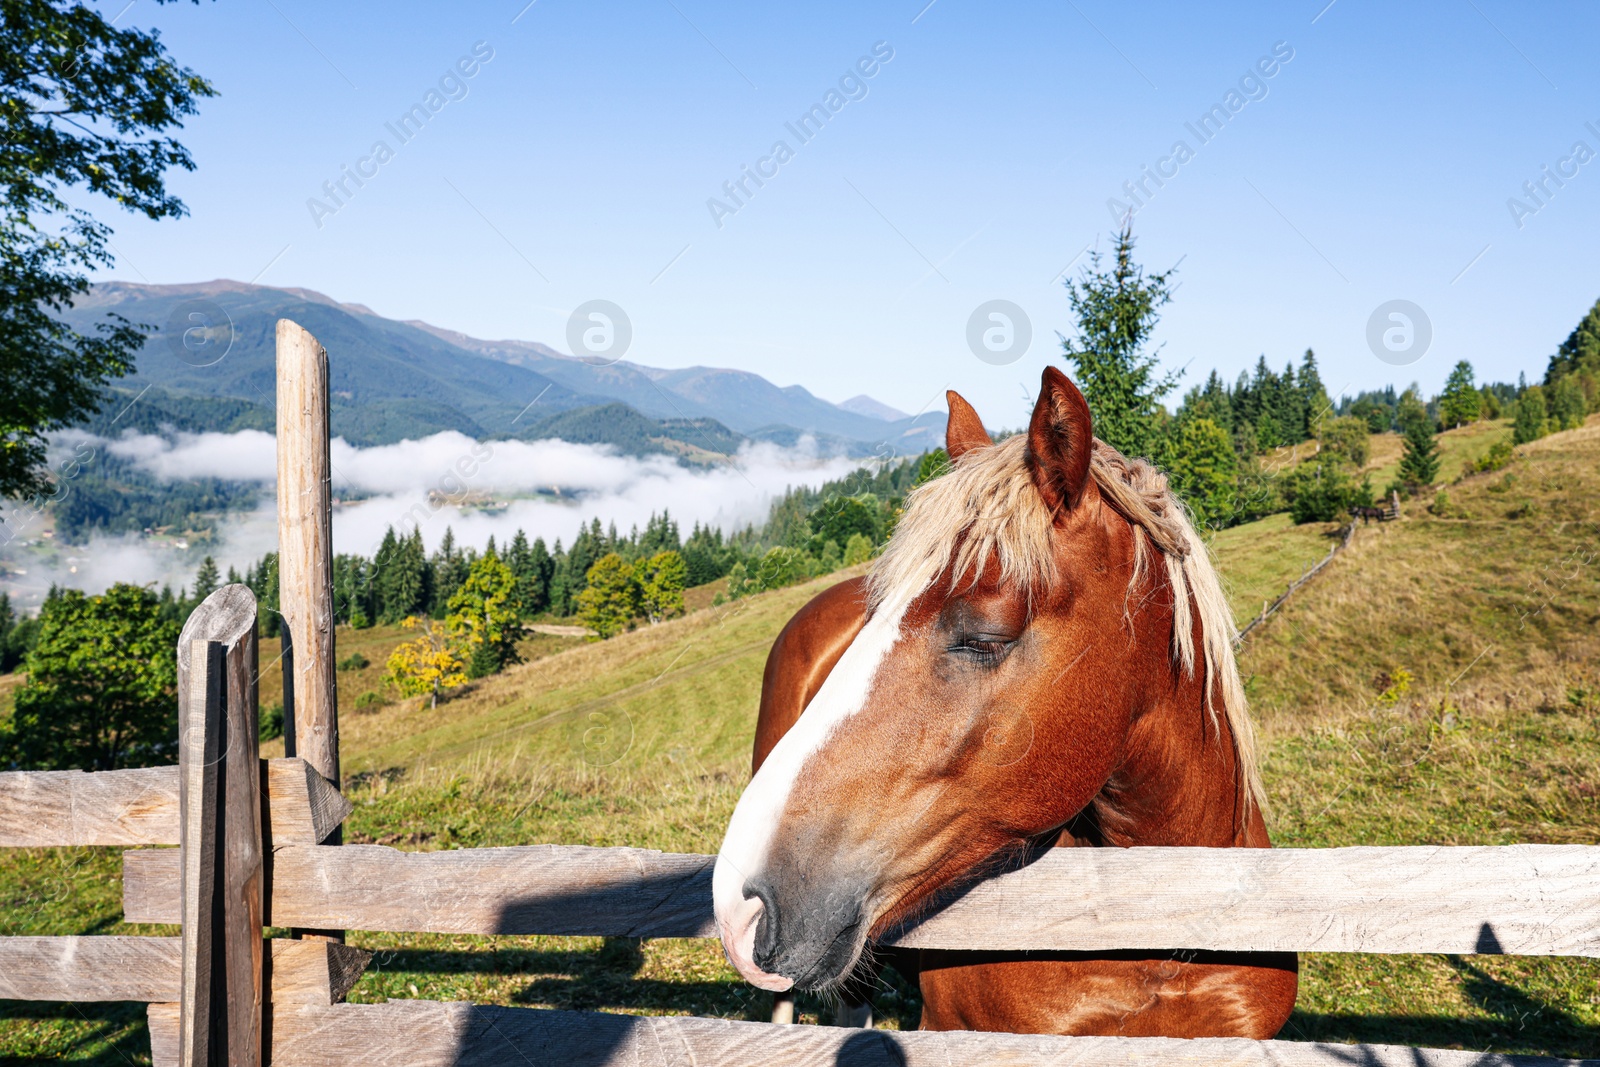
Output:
(122, 841), (1600, 956)
(0, 757), (341, 854)
(0, 937), (181, 1002)
(0, 767), (179, 847)
(146, 1000), (1599, 1067)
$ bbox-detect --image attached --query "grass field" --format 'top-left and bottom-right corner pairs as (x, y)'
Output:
(3, 417), (1598, 1062)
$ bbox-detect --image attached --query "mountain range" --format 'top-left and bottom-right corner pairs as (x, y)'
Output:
(65, 281), (944, 458)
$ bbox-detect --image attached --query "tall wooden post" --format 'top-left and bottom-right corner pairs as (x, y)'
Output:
(177, 638), (222, 1067)
(178, 586), (264, 1067)
(275, 322), (340, 794)
(276, 319), (344, 944)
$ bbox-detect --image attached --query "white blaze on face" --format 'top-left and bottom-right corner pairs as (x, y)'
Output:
(712, 588), (918, 989)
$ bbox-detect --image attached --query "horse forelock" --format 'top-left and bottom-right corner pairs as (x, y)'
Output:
(868, 434), (1265, 817)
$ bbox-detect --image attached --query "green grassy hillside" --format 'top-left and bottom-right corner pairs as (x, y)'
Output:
(3, 417), (1597, 1061)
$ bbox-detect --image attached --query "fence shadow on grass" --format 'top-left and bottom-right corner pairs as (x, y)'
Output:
(0, 1001), (150, 1067)
(1281, 955), (1600, 1060)
(361, 939), (924, 1031)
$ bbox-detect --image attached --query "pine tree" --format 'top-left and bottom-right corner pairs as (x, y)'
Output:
(1298, 349), (1330, 437)
(191, 556), (219, 603)
(1058, 221), (1180, 460)
(1277, 362), (1305, 444)
(682, 524), (734, 586)
(1438, 361), (1482, 428)
(1397, 420), (1441, 491)
(639, 512), (681, 555)
(913, 448), (950, 488)
(430, 527), (467, 614)
(1546, 296), (1600, 385)
(548, 539), (571, 616)
(565, 522), (604, 604)
(1177, 370), (1234, 433)
(374, 528), (428, 623)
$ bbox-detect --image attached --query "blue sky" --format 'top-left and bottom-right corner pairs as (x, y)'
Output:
(89, 0), (1600, 426)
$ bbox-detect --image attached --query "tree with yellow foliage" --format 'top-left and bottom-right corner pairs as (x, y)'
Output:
(385, 616), (467, 708)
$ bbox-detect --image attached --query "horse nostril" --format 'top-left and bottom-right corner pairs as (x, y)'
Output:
(746, 883), (781, 968)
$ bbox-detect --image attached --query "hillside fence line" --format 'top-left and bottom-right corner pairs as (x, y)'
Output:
(2, 321), (1597, 1066)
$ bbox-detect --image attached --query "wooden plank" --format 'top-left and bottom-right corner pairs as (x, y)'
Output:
(0, 766), (179, 847)
(124, 842), (1600, 957)
(266, 939), (371, 1007)
(181, 585), (264, 1067)
(267, 844), (717, 936)
(264, 1001), (1599, 1067)
(0, 936), (181, 1001)
(178, 638), (224, 1067)
(123, 846), (179, 924)
(266, 757), (353, 846)
(148, 1002), (179, 1067)
(885, 843), (1600, 956)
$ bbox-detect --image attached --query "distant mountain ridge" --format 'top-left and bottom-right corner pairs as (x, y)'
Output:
(838, 394), (910, 422)
(67, 281), (943, 455)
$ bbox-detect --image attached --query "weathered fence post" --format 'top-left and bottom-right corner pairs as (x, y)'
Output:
(176, 585), (264, 1067)
(177, 638), (221, 1067)
(275, 319), (340, 789)
(276, 319), (344, 944)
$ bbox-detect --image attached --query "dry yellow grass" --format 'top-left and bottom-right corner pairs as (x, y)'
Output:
(1242, 415), (1600, 724)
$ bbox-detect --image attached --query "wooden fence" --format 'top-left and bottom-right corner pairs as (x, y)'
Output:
(3, 321), (1598, 1066)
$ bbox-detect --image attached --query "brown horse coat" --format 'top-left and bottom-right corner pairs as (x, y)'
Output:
(723, 369), (1297, 1037)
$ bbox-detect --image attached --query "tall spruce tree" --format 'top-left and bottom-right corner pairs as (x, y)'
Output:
(1057, 222), (1179, 460)
(1397, 420), (1441, 491)
(190, 556), (219, 603)
(1298, 349), (1330, 437)
(1546, 296), (1600, 386)
(1439, 361), (1481, 428)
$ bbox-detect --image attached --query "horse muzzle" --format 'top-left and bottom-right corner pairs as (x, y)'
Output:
(713, 856), (871, 992)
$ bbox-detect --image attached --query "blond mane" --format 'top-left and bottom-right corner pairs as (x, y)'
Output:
(868, 434), (1265, 815)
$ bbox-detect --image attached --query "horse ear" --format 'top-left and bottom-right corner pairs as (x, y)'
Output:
(1026, 367), (1094, 514)
(944, 390), (992, 460)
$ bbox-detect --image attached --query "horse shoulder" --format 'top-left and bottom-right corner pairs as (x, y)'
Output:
(752, 576), (871, 773)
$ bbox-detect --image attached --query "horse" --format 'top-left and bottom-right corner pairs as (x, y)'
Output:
(713, 367), (1297, 1036)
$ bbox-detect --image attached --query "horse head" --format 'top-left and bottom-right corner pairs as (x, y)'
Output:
(713, 367), (1258, 993)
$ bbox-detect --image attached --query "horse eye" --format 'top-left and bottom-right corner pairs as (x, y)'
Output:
(951, 635), (1011, 659)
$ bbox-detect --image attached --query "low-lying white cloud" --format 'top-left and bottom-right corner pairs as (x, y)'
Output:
(2, 429), (874, 610)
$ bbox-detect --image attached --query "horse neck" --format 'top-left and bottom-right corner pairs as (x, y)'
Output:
(1065, 571), (1266, 851)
